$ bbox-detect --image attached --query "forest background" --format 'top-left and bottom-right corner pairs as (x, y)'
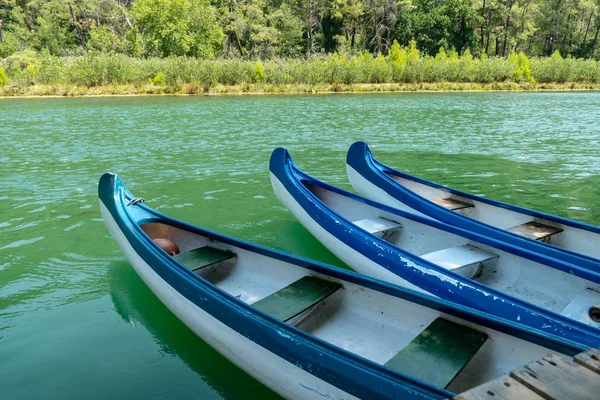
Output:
(1, 0), (600, 94)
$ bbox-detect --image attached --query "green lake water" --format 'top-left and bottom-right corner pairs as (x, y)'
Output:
(1, 93), (600, 399)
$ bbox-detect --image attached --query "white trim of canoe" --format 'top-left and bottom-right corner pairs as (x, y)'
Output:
(347, 164), (426, 217)
(271, 172), (446, 297)
(101, 193), (575, 396)
(270, 172), (422, 293)
(388, 173), (600, 259)
(277, 165), (600, 328)
(348, 161), (600, 261)
(100, 201), (360, 400)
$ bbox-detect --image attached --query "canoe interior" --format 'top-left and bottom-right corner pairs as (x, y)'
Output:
(140, 221), (561, 393)
(302, 182), (600, 328)
(385, 172), (600, 260)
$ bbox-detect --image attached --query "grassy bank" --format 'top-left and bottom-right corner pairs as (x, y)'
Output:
(1, 46), (600, 97)
(3, 82), (600, 97)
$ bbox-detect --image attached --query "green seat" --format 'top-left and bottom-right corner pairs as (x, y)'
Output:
(174, 246), (237, 272)
(253, 276), (342, 322)
(385, 318), (488, 389)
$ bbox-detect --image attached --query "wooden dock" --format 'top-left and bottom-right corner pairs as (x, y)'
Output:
(455, 349), (600, 400)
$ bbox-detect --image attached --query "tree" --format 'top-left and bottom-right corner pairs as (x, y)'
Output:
(0, 0), (29, 56)
(395, 0), (480, 56)
(131, 0), (223, 58)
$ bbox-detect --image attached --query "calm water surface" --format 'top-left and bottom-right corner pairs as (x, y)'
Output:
(1, 93), (599, 399)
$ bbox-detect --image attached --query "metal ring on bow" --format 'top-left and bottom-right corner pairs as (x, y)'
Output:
(127, 197), (145, 206)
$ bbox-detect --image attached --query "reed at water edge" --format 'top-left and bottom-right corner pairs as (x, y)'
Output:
(2, 43), (599, 96)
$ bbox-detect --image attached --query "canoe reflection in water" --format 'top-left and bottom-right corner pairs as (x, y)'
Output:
(107, 263), (281, 399)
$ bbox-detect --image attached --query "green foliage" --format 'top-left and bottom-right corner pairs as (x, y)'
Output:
(2, 49), (600, 89)
(254, 60), (265, 82)
(0, 67), (7, 85)
(0, 30), (25, 58)
(396, 0), (481, 56)
(88, 26), (125, 54)
(2, 51), (41, 84)
(509, 52), (534, 83)
(33, 16), (75, 56)
(131, 0), (223, 58)
(1, 0), (600, 62)
(149, 72), (165, 85)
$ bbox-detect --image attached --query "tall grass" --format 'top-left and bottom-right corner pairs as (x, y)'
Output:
(1, 44), (599, 90)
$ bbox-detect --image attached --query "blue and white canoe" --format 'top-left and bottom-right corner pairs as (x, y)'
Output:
(100, 173), (595, 399)
(269, 148), (600, 334)
(346, 141), (600, 272)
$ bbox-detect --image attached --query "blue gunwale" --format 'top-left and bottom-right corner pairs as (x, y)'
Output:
(346, 141), (600, 270)
(268, 148), (600, 347)
(100, 173), (593, 399)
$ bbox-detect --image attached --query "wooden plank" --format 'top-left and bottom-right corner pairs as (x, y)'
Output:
(252, 276), (342, 322)
(574, 349), (600, 374)
(507, 221), (563, 241)
(433, 197), (474, 211)
(385, 318), (487, 389)
(510, 353), (600, 400)
(454, 376), (545, 400)
(174, 246), (237, 272)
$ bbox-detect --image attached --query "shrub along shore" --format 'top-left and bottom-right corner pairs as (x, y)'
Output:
(2, 46), (600, 97)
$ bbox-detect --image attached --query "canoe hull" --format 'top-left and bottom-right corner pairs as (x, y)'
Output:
(269, 148), (600, 347)
(100, 201), (359, 400)
(347, 164), (421, 216)
(270, 173), (424, 291)
(346, 141), (600, 270)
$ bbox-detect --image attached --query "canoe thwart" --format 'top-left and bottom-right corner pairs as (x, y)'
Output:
(561, 288), (600, 327)
(252, 276), (342, 323)
(433, 197), (474, 211)
(507, 221), (563, 242)
(384, 318), (488, 389)
(420, 245), (498, 279)
(353, 217), (402, 241)
(174, 246), (237, 272)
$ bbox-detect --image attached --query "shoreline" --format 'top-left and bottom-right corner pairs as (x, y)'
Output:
(2, 82), (600, 98)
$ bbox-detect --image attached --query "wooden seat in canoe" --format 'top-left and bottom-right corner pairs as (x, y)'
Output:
(385, 318), (488, 389)
(508, 221), (563, 242)
(421, 245), (498, 279)
(174, 246), (237, 272)
(433, 197), (474, 211)
(353, 217), (402, 241)
(253, 276), (342, 323)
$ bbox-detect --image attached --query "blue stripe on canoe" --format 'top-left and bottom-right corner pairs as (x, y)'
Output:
(267, 148), (600, 348)
(346, 141), (600, 272)
(98, 172), (594, 400)
(98, 173), (450, 400)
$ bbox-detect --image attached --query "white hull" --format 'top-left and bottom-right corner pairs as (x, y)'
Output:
(99, 170), (595, 398)
(276, 169), (600, 328)
(100, 201), (358, 400)
(347, 164), (423, 217)
(348, 164), (600, 260)
(270, 173), (424, 293)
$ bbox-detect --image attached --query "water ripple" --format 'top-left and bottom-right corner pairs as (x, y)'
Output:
(0, 237), (45, 250)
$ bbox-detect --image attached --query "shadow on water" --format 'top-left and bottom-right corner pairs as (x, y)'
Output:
(107, 262), (282, 400)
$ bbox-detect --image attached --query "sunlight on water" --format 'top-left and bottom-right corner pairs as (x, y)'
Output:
(1, 93), (599, 399)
